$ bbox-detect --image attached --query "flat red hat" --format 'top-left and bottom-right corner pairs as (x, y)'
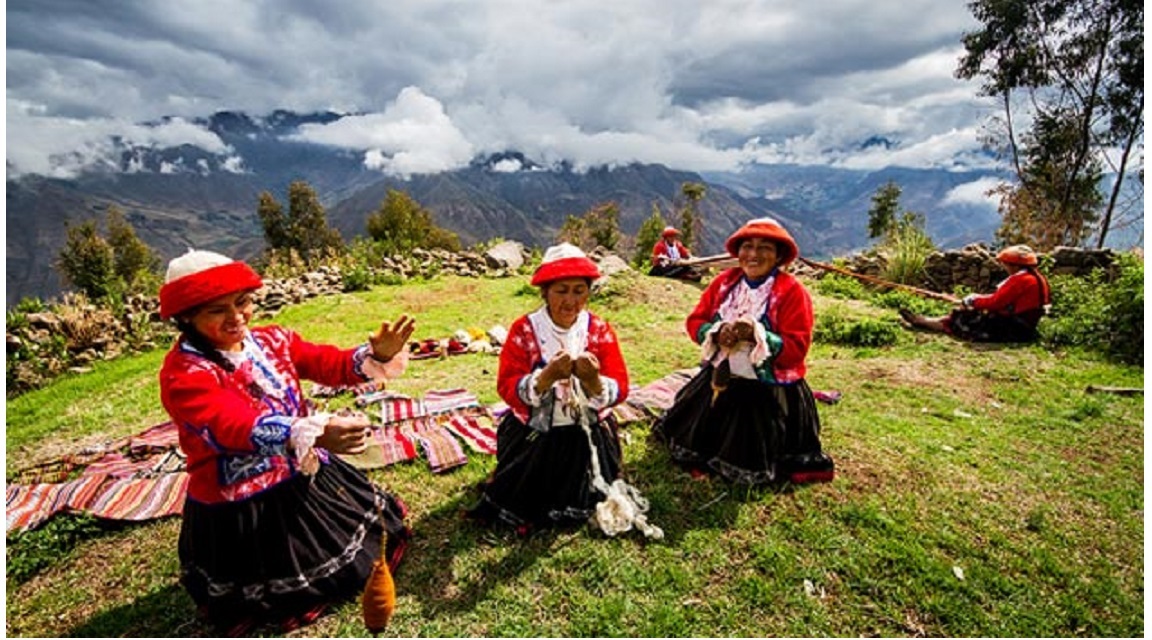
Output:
(996, 245), (1038, 266)
(530, 243), (601, 286)
(724, 217), (799, 265)
(159, 250), (263, 319)
(661, 226), (680, 238)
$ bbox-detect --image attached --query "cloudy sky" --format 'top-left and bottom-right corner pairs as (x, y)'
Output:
(6, 0), (1000, 182)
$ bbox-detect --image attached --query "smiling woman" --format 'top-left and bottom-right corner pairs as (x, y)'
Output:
(653, 217), (835, 486)
(466, 243), (633, 535)
(157, 249), (418, 636)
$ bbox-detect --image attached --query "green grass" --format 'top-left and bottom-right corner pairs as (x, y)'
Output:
(5, 273), (1144, 637)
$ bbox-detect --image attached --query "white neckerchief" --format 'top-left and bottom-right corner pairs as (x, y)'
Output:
(717, 274), (774, 322)
(528, 306), (590, 360)
(527, 306), (590, 426)
(664, 241), (681, 261)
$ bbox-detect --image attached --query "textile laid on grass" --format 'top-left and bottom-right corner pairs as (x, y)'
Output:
(6, 421), (189, 534)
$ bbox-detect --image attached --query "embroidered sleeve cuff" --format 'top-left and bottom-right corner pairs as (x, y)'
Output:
(250, 414), (294, 455)
(585, 376), (619, 410)
(519, 371), (547, 407)
(354, 344), (409, 381)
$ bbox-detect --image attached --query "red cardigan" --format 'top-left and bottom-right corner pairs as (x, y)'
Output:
(651, 239), (691, 266)
(970, 268), (1050, 319)
(160, 325), (372, 504)
(497, 311), (630, 424)
(685, 267), (813, 383)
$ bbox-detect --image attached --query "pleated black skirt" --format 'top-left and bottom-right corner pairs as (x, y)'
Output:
(653, 365), (834, 485)
(178, 454), (410, 629)
(468, 412), (622, 530)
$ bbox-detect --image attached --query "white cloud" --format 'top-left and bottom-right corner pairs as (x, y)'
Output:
(291, 87), (474, 177)
(943, 176), (1005, 207)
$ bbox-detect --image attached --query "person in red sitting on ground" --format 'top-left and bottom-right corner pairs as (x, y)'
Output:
(157, 249), (416, 636)
(653, 217), (834, 486)
(900, 245), (1051, 343)
(649, 226), (703, 282)
(467, 243), (631, 535)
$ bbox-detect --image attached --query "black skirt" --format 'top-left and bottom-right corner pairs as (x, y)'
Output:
(653, 365), (834, 485)
(178, 454), (410, 628)
(947, 308), (1040, 342)
(468, 412), (622, 530)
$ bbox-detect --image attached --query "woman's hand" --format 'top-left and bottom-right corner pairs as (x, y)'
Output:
(317, 413), (372, 455)
(369, 315), (416, 361)
(536, 351), (574, 393)
(574, 353), (603, 396)
(717, 320), (755, 348)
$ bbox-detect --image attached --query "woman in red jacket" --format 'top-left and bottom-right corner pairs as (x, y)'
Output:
(157, 249), (416, 635)
(468, 243), (630, 534)
(649, 226), (703, 281)
(654, 218), (834, 485)
(899, 245), (1051, 342)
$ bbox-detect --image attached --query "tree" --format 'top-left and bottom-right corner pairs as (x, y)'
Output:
(257, 181), (344, 265)
(632, 204), (668, 269)
(557, 202), (621, 253)
(365, 189), (460, 255)
(867, 181), (902, 239)
(678, 182), (706, 252)
(105, 206), (161, 291)
(957, 0), (1143, 248)
(57, 220), (117, 301)
(56, 209), (161, 301)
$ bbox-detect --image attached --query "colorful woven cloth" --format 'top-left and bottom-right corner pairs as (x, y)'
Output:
(402, 418), (468, 473)
(423, 388), (480, 415)
(380, 396), (428, 424)
(128, 421), (180, 453)
(84, 473), (188, 521)
(441, 412), (498, 455)
(627, 368), (697, 415)
(6, 474), (108, 533)
(81, 452), (162, 479)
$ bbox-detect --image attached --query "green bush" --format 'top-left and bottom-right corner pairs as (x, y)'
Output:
(1040, 253), (1143, 364)
(813, 274), (869, 300)
(815, 309), (901, 347)
(6, 514), (109, 586)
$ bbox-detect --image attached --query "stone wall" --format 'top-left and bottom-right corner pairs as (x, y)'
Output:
(6, 244), (532, 396)
(837, 244), (1117, 293)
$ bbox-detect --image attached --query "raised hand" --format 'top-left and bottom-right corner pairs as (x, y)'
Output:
(369, 315), (416, 361)
(536, 351), (574, 393)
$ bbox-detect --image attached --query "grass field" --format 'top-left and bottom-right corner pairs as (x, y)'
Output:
(5, 272), (1144, 637)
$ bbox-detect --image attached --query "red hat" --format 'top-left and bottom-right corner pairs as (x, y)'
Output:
(530, 243), (601, 286)
(724, 217), (799, 265)
(661, 226), (680, 238)
(996, 245), (1038, 267)
(159, 249), (263, 319)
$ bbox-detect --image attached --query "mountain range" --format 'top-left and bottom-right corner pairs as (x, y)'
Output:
(5, 110), (1008, 307)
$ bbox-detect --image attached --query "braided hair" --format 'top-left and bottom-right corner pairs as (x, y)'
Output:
(174, 319), (267, 401)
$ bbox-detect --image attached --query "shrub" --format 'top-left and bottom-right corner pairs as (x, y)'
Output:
(1040, 252), (1143, 364)
(815, 309), (901, 347)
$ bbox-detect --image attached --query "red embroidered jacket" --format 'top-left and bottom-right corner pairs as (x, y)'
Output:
(160, 325), (373, 504)
(969, 268), (1050, 323)
(651, 239), (691, 266)
(497, 312), (630, 424)
(686, 267), (813, 383)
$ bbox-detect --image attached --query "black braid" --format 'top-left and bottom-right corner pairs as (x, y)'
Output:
(175, 319), (267, 401)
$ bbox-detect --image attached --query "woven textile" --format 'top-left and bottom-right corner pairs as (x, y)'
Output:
(403, 418), (468, 473)
(627, 368), (697, 415)
(380, 397), (427, 424)
(6, 474), (108, 533)
(81, 452), (162, 479)
(441, 412), (498, 455)
(128, 421), (180, 453)
(423, 388), (480, 415)
(84, 472), (189, 521)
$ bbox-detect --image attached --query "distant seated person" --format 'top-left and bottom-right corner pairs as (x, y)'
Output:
(649, 226), (703, 282)
(900, 245), (1051, 343)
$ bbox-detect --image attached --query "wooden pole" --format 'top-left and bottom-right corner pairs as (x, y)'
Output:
(797, 257), (961, 304)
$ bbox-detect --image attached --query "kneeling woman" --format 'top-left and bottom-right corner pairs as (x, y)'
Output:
(468, 243), (630, 533)
(158, 250), (416, 635)
(654, 218), (834, 485)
